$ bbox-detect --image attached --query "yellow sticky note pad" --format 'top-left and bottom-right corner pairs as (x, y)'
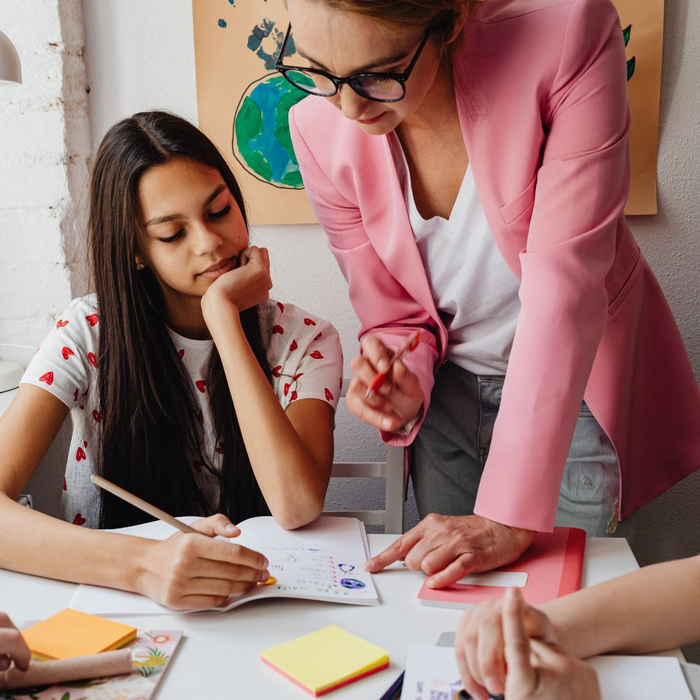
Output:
(22, 608), (137, 661)
(261, 625), (389, 696)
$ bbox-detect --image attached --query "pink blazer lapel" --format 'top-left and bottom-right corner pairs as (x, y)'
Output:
(355, 132), (443, 335)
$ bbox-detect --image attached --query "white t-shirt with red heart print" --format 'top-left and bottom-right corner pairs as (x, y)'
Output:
(20, 294), (343, 528)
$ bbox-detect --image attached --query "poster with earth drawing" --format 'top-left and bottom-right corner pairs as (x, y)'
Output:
(192, 0), (663, 224)
(192, 0), (313, 225)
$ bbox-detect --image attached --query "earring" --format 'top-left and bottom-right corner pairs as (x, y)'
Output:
(136, 263), (145, 270)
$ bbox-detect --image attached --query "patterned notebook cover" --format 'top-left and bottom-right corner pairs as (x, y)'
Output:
(4, 629), (182, 700)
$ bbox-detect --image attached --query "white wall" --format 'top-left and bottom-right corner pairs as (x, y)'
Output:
(0, 0), (91, 346)
(619, 0), (700, 571)
(0, 0), (91, 517)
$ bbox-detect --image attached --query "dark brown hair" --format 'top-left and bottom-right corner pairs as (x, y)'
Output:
(88, 111), (271, 528)
(297, 0), (479, 48)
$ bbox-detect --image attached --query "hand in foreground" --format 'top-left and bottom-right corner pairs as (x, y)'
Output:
(473, 588), (600, 700)
(346, 334), (423, 433)
(0, 613), (30, 672)
(202, 245), (272, 314)
(139, 513), (270, 611)
(456, 589), (556, 698)
(364, 514), (535, 588)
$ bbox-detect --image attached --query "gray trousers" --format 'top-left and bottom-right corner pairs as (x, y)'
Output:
(410, 362), (622, 537)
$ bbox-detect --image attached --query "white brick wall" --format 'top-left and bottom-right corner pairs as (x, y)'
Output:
(0, 0), (91, 347)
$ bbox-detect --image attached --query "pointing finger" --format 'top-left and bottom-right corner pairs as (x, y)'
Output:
(503, 588), (537, 692)
(363, 526), (423, 572)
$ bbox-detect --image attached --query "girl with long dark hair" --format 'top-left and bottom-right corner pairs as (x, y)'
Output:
(0, 111), (342, 611)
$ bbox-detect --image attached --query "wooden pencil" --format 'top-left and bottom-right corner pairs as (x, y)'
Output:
(90, 474), (198, 534)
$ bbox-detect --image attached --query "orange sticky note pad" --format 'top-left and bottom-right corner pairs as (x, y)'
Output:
(261, 625), (389, 696)
(22, 608), (137, 661)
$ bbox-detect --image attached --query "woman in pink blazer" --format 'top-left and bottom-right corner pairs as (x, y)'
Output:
(282, 0), (700, 584)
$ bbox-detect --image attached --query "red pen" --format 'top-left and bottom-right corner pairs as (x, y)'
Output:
(365, 331), (421, 399)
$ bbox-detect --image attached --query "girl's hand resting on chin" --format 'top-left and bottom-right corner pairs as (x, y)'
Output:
(202, 246), (272, 316)
(137, 513), (270, 611)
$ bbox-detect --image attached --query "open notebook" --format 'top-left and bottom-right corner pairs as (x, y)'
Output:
(70, 516), (378, 615)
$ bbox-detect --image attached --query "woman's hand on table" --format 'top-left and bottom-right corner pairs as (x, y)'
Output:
(137, 514), (271, 611)
(0, 613), (30, 672)
(456, 588), (601, 700)
(364, 514), (535, 587)
(346, 335), (423, 433)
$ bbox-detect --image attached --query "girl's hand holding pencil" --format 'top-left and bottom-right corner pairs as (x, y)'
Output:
(138, 513), (271, 611)
(91, 476), (270, 611)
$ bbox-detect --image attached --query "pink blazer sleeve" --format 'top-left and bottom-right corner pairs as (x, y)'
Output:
(474, 0), (631, 531)
(289, 112), (440, 446)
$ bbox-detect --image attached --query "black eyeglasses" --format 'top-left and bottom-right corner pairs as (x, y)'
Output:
(275, 24), (431, 103)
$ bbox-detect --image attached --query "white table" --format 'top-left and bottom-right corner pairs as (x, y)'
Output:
(0, 535), (647, 699)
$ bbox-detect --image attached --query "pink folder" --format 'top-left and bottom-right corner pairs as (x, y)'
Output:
(417, 527), (586, 609)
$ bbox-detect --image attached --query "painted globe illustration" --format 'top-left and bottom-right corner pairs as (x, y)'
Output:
(233, 73), (312, 189)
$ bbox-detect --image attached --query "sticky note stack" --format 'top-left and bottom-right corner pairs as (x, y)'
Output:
(262, 625), (389, 696)
(21, 609), (137, 661)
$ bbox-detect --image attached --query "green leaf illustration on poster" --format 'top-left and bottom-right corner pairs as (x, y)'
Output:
(624, 25), (636, 80)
